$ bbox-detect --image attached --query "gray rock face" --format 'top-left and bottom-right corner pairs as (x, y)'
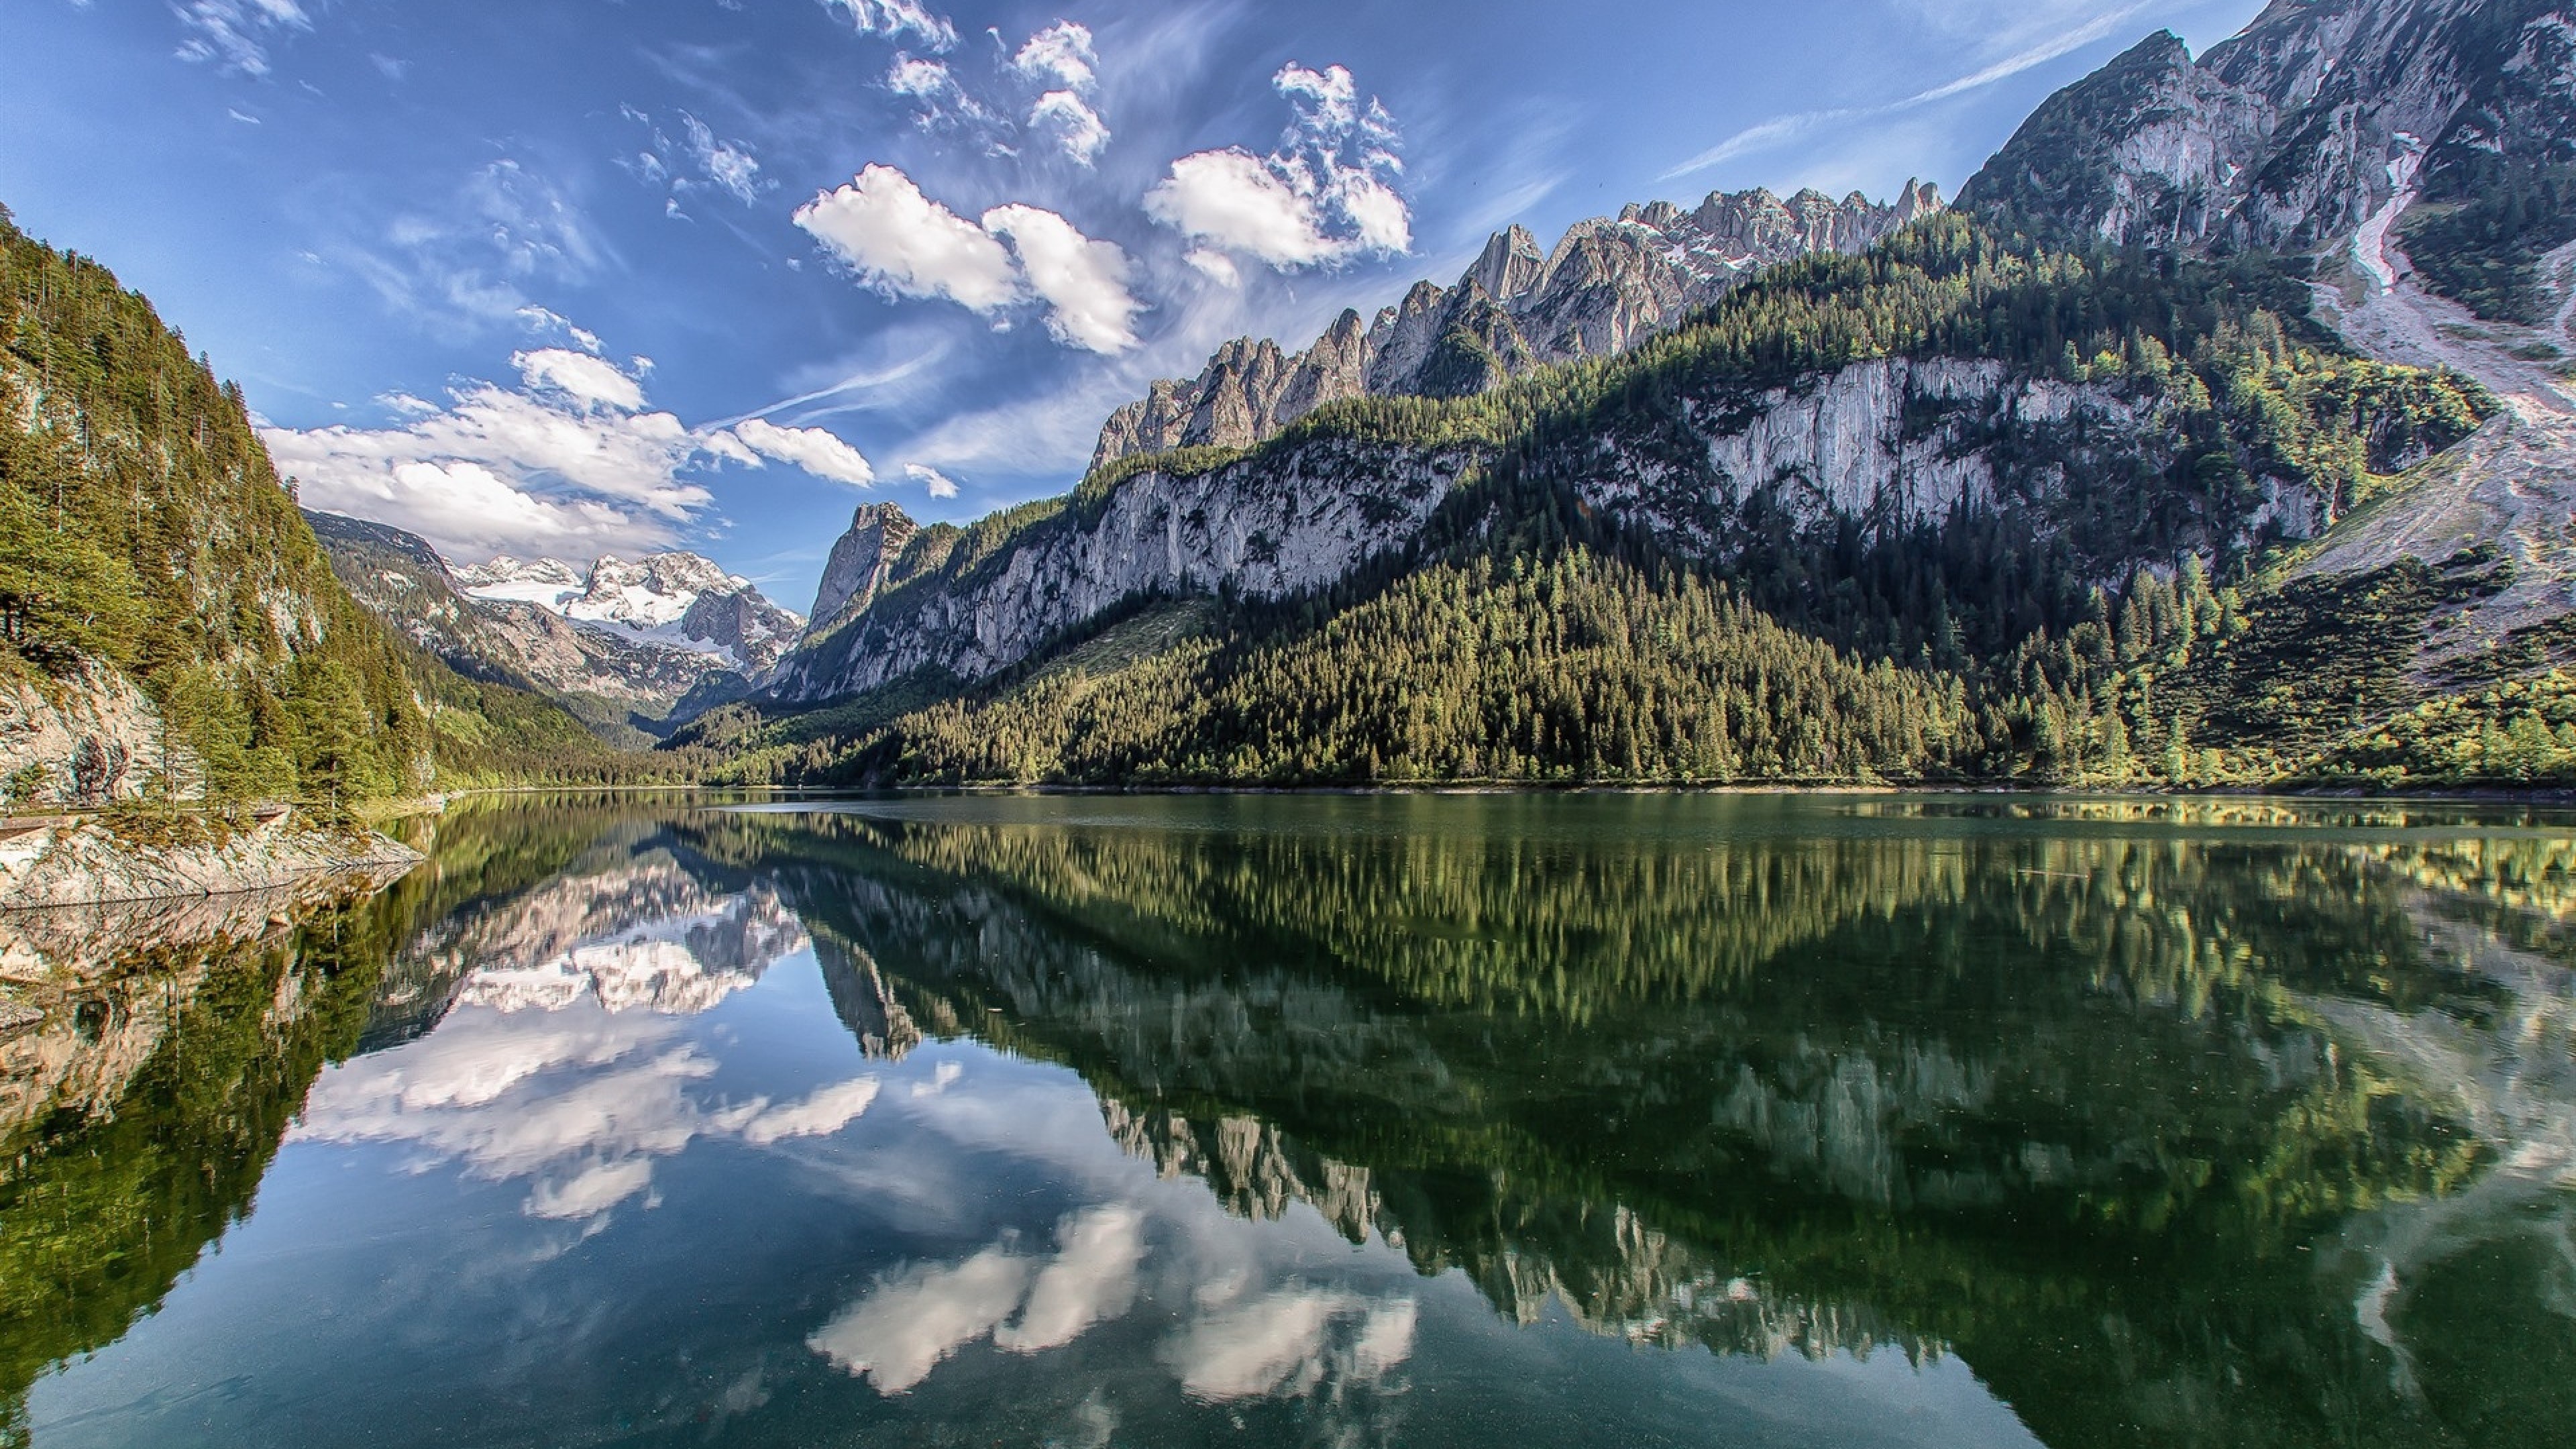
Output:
(1960, 1), (2576, 268)
(1089, 182), (1944, 470)
(771, 347), (2385, 709)
(1090, 310), (1377, 470)
(810, 502), (922, 630)
(306, 511), (794, 724)
(768, 437), (1464, 703)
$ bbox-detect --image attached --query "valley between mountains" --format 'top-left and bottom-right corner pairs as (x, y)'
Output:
(10, 0), (2576, 822)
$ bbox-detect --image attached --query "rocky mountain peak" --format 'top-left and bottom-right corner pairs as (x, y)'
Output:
(451, 545), (803, 681)
(453, 555), (588, 610)
(1959, 0), (2575, 319)
(1468, 224), (1547, 303)
(810, 502), (920, 630)
(1091, 178), (1946, 470)
(578, 552), (747, 630)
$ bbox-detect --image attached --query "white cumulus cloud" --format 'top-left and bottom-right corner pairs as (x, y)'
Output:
(515, 348), (645, 411)
(796, 165), (1024, 313)
(1028, 90), (1109, 166)
(982, 204), (1140, 354)
(729, 417), (878, 488)
(262, 336), (755, 558)
(903, 463), (960, 498)
(1146, 62), (1409, 272)
(1148, 150), (1336, 269)
(796, 167), (1137, 355)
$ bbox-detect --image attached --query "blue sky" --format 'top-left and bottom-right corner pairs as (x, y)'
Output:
(1, 0), (2264, 613)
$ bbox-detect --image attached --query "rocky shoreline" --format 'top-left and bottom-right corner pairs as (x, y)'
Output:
(0, 811), (423, 910)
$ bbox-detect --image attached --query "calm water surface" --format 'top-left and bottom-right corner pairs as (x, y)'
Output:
(3, 792), (2573, 1447)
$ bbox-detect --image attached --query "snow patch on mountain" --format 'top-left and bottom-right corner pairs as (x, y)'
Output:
(458, 551), (804, 674)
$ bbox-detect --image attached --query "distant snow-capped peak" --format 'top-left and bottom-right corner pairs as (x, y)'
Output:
(453, 555), (588, 611)
(455, 550), (805, 673)
(566, 553), (747, 631)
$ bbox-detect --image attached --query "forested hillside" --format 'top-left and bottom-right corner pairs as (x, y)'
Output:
(688, 215), (2515, 789)
(0, 205), (649, 808)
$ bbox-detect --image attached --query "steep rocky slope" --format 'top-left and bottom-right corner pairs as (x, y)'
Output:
(1959, 0), (2576, 691)
(310, 514), (799, 734)
(1091, 182), (1942, 470)
(720, 0), (2576, 792)
(761, 221), (2473, 716)
(1960, 0), (2576, 321)
(0, 206), (618, 810)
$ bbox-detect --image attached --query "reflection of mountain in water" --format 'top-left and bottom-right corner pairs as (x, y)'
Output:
(450, 876), (806, 1014)
(677, 800), (2576, 1449)
(15, 796), (2574, 1447)
(0, 887), (400, 1440)
(390, 841), (808, 1024)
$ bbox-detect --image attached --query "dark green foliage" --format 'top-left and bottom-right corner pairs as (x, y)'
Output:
(712, 217), (2493, 790)
(2309, 671), (2576, 787)
(0, 902), (387, 1435)
(821, 553), (1972, 786)
(2398, 0), (2576, 322)
(2400, 170), (2576, 325)
(0, 209), (655, 802)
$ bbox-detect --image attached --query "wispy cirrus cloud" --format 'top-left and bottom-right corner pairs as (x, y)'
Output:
(173, 0), (309, 77)
(817, 0), (957, 52)
(903, 463), (961, 499)
(1660, 1), (2155, 179)
(885, 55), (1015, 153)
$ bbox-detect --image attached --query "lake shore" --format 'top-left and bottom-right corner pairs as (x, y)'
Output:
(0, 810), (423, 909)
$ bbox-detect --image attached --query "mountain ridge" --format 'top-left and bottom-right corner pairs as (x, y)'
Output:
(308, 515), (800, 738)
(1091, 181), (1944, 472)
(710, 0), (2570, 791)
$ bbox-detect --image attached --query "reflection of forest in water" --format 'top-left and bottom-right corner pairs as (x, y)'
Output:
(6, 794), (2575, 1447)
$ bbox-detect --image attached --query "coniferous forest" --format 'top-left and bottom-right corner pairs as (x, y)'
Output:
(0, 206), (676, 812)
(1, 199), (2565, 800)
(679, 217), (2540, 792)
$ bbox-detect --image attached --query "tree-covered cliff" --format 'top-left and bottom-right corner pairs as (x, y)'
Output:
(691, 216), (2496, 788)
(0, 205), (658, 806)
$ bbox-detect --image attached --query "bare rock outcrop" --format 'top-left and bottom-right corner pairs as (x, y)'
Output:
(1089, 181), (1944, 471)
(809, 502), (922, 631)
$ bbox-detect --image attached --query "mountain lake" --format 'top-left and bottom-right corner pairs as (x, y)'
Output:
(3, 791), (2571, 1448)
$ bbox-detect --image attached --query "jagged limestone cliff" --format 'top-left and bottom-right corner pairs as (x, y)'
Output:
(1091, 182), (1943, 470)
(1961, 0), (2576, 321)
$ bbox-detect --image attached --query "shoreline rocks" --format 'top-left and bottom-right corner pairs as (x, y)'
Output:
(0, 812), (422, 909)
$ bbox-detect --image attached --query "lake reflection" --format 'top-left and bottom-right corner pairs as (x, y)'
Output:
(3, 792), (2573, 1447)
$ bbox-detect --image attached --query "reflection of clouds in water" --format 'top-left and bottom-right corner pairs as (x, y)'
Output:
(808, 1197), (1414, 1403)
(908, 1059), (965, 1097)
(1167, 1287), (1417, 1402)
(999, 1205), (1143, 1352)
(809, 1205), (1144, 1392)
(810, 1246), (1034, 1393)
(743, 1077), (883, 1145)
(297, 1004), (880, 1225)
